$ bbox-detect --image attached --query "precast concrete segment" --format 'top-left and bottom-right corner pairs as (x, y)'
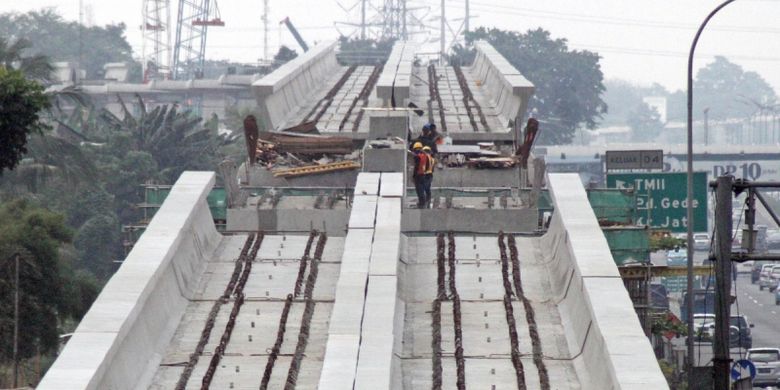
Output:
(543, 173), (668, 389)
(471, 41), (535, 127)
(253, 41), (339, 130)
(38, 172), (221, 390)
(175, 234), (256, 390)
(497, 232), (527, 390)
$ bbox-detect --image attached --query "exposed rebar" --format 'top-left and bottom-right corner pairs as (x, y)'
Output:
(302, 65), (357, 124)
(175, 234), (255, 390)
(259, 293), (294, 390)
(453, 64), (490, 131)
(201, 232), (265, 389)
(432, 234), (447, 390)
(447, 232), (466, 390)
(293, 231), (318, 298)
(498, 232), (526, 390)
(284, 233), (327, 390)
(428, 65), (448, 133)
(508, 234), (550, 390)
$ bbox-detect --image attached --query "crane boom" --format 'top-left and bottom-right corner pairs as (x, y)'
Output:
(281, 17), (309, 52)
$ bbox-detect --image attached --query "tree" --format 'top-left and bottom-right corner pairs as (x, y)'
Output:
(0, 200), (72, 362)
(628, 102), (663, 142)
(453, 28), (607, 145)
(0, 37), (52, 80)
(693, 56), (776, 121)
(0, 67), (50, 174)
(0, 10), (139, 81)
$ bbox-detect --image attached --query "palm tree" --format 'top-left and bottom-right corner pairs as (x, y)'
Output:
(0, 37), (53, 81)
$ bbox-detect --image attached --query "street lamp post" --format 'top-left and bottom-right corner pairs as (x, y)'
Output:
(686, 1), (735, 388)
(13, 252), (20, 388)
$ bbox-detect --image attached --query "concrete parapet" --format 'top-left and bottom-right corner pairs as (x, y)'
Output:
(252, 41), (339, 130)
(375, 41), (417, 106)
(542, 173), (668, 389)
(402, 208), (539, 233)
(368, 111), (408, 140)
(38, 172), (222, 390)
(226, 208), (349, 235)
(471, 41), (535, 125)
(363, 146), (407, 173)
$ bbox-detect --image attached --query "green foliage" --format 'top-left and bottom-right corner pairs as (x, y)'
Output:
(0, 10), (138, 80)
(0, 200), (72, 361)
(73, 214), (120, 278)
(454, 27), (607, 145)
(628, 102), (663, 142)
(0, 67), (50, 173)
(693, 56), (776, 121)
(0, 37), (53, 80)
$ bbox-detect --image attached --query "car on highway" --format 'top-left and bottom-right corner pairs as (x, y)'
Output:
(776, 282), (780, 305)
(753, 262), (777, 284)
(747, 348), (780, 387)
(693, 233), (710, 251)
(736, 260), (753, 275)
(770, 266), (780, 292)
(760, 264), (779, 291)
(666, 249), (687, 266)
(729, 315), (753, 349)
(692, 313), (715, 340)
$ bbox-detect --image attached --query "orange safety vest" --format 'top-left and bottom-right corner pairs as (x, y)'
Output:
(415, 152), (429, 176)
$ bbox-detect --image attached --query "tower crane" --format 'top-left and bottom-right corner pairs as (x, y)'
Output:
(172, 0), (224, 80)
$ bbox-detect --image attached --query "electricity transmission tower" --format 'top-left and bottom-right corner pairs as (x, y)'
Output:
(172, 0), (224, 80)
(141, 0), (172, 81)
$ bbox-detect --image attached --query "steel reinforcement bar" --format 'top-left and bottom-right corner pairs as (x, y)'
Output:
(508, 234), (550, 390)
(260, 231), (319, 390)
(175, 233), (256, 390)
(431, 233), (447, 390)
(338, 65), (383, 132)
(447, 232), (466, 390)
(201, 232), (265, 389)
(283, 233), (328, 390)
(302, 66), (358, 125)
(453, 65), (490, 131)
(498, 231), (526, 389)
(428, 65), (448, 133)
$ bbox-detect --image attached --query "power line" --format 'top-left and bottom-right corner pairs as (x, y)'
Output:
(427, 0), (780, 35)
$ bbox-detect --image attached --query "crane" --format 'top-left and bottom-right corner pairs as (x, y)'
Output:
(280, 17), (309, 52)
(172, 0), (224, 80)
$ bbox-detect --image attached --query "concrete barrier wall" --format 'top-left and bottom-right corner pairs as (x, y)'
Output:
(542, 173), (668, 389)
(252, 41), (339, 130)
(38, 172), (222, 390)
(375, 42), (417, 106)
(471, 41), (535, 125)
(319, 172), (404, 390)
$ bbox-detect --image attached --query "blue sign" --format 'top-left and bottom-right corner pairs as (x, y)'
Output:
(731, 359), (756, 381)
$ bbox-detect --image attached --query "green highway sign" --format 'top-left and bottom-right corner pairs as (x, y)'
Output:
(606, 172), (708, 233)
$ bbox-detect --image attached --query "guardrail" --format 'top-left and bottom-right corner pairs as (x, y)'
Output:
(472, 41), (535, 126)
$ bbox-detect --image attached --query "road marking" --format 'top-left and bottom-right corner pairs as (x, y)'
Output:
(759, 303), (764, 307)
(772, 311), (777, 315)
(753, 299), (759, 304)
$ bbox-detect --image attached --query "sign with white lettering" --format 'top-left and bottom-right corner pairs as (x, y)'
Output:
(607, 172), (708, 233)
(606, 150), (663, 170)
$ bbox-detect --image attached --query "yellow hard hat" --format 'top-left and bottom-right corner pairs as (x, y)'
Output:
(413, 142), (423, 150)
(422, 146), (431, 151)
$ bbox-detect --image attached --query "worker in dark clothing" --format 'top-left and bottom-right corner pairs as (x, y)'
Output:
(410, 123), (438, 154)
(422, 146), (435, 208)
(411, 142), (430, 208)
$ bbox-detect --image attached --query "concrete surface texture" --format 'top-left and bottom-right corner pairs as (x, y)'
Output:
(376, 41), (417, 106)
(252, 41), (339, 131)
(38, 172), (222, 390)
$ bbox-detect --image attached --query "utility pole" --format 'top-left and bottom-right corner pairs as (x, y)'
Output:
(464, 0), (470, 34)
(704, 107), (710, 146)
(713, 175), (733, 390)
(361, 0), (367, 39)
(263, 0), (269, 62)
(440, 0), (445, 64)
(402, 0), (407, 40)
(13, 253), (20, 389)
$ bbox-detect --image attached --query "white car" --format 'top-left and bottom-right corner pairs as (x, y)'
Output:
(748, 348), (780, 387)
(760, 264), (778, 291)
(692, 313), (716, 340)
(693, 233), (710, 251)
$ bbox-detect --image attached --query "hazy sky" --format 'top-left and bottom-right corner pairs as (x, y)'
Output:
(2, 0), (779, 93)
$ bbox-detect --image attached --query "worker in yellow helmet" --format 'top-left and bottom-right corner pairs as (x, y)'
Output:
(422, 146), (435, 208)
(411, 142), (430, 208)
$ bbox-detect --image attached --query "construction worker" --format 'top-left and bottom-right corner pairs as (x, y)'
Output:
(422, 146), (435, 207)
(411, 123), (438, 154)
(411, 142), (430, 208)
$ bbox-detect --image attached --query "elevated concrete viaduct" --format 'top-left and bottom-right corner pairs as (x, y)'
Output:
(40, 40), (666, 390)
